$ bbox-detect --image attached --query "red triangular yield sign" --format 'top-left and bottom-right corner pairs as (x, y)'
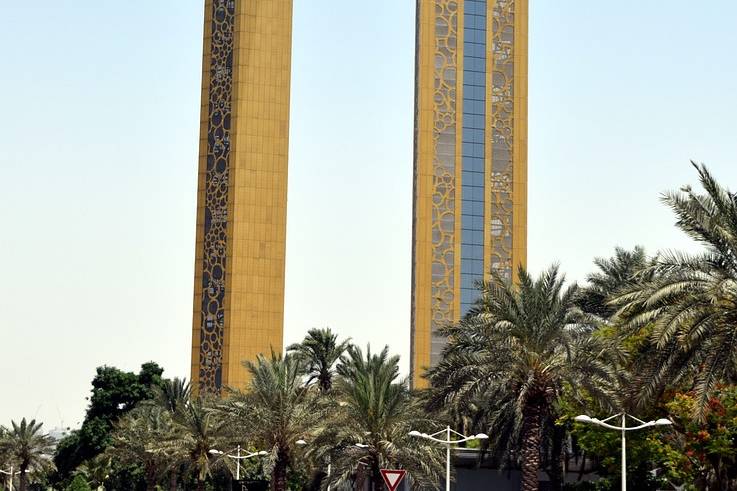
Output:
(380, 469), (406, 491)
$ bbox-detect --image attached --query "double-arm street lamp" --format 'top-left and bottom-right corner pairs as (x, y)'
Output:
(209, 446), (268, 481)
(0, 466), (20, 491)
(409, 426), (489, 491)
(575, 413), (672, 491)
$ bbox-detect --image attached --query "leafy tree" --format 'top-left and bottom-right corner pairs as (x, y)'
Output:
(426, 266), (621, 491)
(287, 327), (351, 393)
(220, 353), (328, 491)
(655, 386), (737, 489)
(319, 345), (443, 491)
(567, 415), (670, 490)
(613, 163), (737, 417)
(64, 474), (92, 491)
(53, 362), (164, 481)
(0, 418), (55, 491)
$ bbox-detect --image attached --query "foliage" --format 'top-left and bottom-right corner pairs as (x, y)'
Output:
(287, 327), (351, 393)
(219, 352), (329, 491)
(650, 386), (737, 489)
(314, 345), (443, 491)
(576, 246), (654, 319)
(426, 265), (622, 491)
(53, 362), (165, 482)
(107, 403), (174, 490)
(612, 163), (737, 417)
(158, 397), (226, 490)
(568, 416), (670, 490)
(64, 474), (92, 491)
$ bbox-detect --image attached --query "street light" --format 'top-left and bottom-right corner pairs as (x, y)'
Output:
(209, 446), (267, 481)
(574, 413), (672, 491)
(0, 466), (20, 491)
(409, 426), (489, 491)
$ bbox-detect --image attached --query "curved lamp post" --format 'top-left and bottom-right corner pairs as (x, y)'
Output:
(409, 426), (488, 491)
(209, 446), (267, 481)
(574, 413), (672, 491)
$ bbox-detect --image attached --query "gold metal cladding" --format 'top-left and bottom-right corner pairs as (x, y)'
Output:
(192, 0), (292, 395)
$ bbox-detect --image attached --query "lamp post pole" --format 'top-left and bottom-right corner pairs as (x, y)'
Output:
(235, 445), (241, 481)
(209, 446), (267, 482)
(409, 426), (489, 491)
(574, 413), (672, 491)
(0, 465), (19, 491)
(620, 415), (626, 491)
(297, 438), (333, 491)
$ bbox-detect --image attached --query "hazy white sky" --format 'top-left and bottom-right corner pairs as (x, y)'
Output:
(1, 1), (736, 429)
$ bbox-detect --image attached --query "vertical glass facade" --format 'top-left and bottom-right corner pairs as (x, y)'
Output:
(460, 0), (487, 315)
(412, 0), (527, 388)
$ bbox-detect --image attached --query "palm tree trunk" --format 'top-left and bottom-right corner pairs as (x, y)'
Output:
(169, 469), (178, 491)
(549, 424), (566, 491)
(19, 461), (29, 491)
(371, 457), (383, 491)
(520, 403), (543, 491)
(273, 447), (290, 491)
(145, 463), (158, 491)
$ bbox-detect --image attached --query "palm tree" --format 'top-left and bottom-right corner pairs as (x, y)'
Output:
(612, 163), (737, 418)
(107, 403), (173, 490)
(151, 377), (191, 490)
(0, 418), (55, 491)
(155, 377), (191, 414)
(159, 397), (225, 491)
(426, 266), (621, 491)
(577, 246), (655, 319)
(318, 345), (443, 491)
(221, 352), (329, 491)
(287, 327), (351, 392)
(73, 454), (111, 491)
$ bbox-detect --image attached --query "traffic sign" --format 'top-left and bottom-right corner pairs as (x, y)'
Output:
(380, 469), (406, 491)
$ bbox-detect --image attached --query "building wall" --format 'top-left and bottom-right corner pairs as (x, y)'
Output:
(192, 0), (292, 395)
(411, 0), (527, 388)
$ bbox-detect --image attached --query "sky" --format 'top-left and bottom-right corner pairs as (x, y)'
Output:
(1, 1), (737, 430)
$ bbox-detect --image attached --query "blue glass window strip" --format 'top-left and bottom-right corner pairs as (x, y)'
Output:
(460, 0), (487, 316)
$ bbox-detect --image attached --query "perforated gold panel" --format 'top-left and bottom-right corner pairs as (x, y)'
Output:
(411, 0), (527, 388)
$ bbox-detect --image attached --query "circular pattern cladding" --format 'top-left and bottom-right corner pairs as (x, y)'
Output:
(199, 0), (235, 395)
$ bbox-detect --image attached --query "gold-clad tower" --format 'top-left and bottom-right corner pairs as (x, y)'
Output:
(411, 0), (528, 387)
(191, 0), (292, 394)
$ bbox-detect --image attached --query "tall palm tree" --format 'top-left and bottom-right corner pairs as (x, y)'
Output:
(426, 266), (621, 491)
(221, 352), (329, 491)
(287, 327), (351, 392)
(613, 163), (737, 418)
(0, 418), (55, 491)
(317, 345), (443, 491)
